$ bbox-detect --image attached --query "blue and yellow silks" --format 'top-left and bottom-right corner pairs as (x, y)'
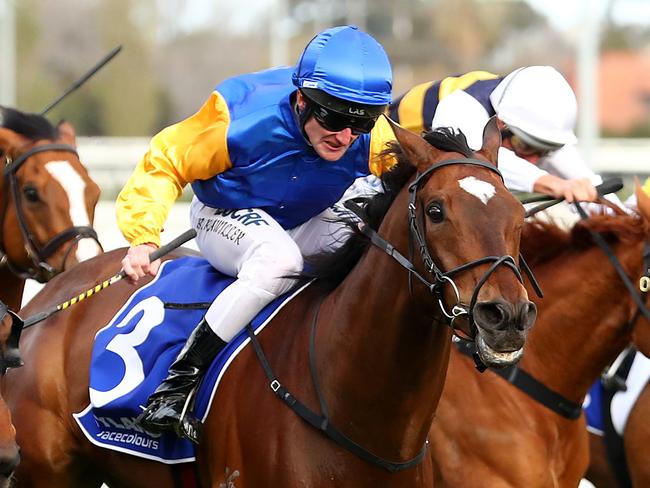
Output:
(117, 67), (395, 246)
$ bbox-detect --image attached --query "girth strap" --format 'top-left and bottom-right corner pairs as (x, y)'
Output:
(246, 312), (428, 473)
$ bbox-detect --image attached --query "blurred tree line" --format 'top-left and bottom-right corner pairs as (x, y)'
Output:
(13, 0), (650, 137)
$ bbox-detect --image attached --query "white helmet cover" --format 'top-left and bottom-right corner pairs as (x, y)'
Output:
(490, 66), (578, 147)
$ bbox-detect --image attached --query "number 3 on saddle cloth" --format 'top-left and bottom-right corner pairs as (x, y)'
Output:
(74, 257), (308, 463)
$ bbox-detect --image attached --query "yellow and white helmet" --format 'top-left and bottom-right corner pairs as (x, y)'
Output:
(490, 66), (578, 150)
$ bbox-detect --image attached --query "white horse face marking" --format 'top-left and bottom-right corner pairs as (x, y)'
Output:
(458, 176), (496, 205)
(45, 161), (101, 262)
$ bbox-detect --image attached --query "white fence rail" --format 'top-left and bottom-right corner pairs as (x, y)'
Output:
(77, 137), (650, 199)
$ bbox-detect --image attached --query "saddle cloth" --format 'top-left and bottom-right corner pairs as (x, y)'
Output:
(584, 350), (650, 437)
(73, 256), (309, 463)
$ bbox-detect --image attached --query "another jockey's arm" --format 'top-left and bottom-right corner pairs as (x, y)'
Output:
(532, 174), (597, 203)
(116, 91), (232, 283)
(497, 148), (548, 192)
(540, 145), (618, 204)
(496, 146), (594, 202)
(430, 90), (490, 150)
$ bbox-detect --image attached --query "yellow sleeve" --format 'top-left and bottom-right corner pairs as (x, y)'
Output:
(368, 116), (398, 176)
(116, 91), (233, 246)
(643, 177), (650, 196)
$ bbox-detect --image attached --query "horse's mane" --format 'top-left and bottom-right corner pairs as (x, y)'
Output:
(302, 127), (473, 285)
(522, 211), (648, 267)
(0, 106), (58, 141)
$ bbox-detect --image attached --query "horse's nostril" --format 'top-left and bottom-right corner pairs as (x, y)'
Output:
(0, 450), (20, 477)
(474, 301), (509, 330)
(520, 301), (537, 331)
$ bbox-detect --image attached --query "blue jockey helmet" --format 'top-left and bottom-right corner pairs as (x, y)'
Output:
(292, 25), (392, 119)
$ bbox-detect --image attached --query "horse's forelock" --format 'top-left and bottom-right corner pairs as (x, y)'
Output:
(422, 127), (474, 158)
(0, 106), (58, 142)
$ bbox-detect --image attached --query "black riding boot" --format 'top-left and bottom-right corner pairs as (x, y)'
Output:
(137, 318), (227, 442)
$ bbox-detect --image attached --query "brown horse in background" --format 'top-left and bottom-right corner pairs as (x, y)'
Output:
(586, 187), (650, 488)
(0, 106), (102, 310)
(4, 120), (536, 487)
(0, 106), (102, 485)
(428, 185), (650, 488)
(621, 255), (650, 488)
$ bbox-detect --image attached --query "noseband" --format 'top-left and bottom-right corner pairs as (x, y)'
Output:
(345, 157), (542, 339)
(0, 143), (101, 282)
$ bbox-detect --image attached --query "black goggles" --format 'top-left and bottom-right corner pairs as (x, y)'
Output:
(501, 129), (558, 158)
(310, 102), (378, 135)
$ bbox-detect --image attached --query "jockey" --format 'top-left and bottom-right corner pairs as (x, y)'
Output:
(115, 25), (395, 440)
(389, 66), (620, 204)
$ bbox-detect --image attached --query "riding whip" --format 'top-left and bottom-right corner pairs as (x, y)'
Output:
(20, 228), (197, 328)
(40, 45), (123, 115)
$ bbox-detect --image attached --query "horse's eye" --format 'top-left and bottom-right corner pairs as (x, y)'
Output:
(427, 202), (444, 223)
(23, 185), (40, 203)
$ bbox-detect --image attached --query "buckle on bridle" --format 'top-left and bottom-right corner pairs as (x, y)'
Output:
(641, 276), (650, 293)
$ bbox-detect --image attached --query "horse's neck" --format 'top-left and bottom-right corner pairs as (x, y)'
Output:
(315, 234), (451, 459)
(0, 266), (25, 310)
(521, 242), (642, 403)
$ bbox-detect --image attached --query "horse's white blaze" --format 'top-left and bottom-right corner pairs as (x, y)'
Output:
(45, 161), (101, 262)
(458, 176), (496, 205)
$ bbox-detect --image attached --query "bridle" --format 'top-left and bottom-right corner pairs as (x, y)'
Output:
(346, 157), (542, 340)
(0, 143), (101, 282)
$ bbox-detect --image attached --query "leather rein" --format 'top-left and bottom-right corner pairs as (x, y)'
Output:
(0, 143), (101, 282)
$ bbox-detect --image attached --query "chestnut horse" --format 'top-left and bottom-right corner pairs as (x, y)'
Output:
(0, 106), (102, 310)
(586, 196), (650, 488)
(428, 185), (650, 488)
(0, 106), (102, 485)
(5, 120), (537, 487)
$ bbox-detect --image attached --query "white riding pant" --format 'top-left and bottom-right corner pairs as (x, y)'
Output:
(189, 175), (382, 341)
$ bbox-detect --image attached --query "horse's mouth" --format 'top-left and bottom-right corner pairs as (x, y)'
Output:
(476, 334), (523, 368)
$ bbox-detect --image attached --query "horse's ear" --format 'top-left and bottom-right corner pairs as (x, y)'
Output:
(385, 116), (441, 172)
(479, 116), (501, 166)
(634, 177), (650, 221)
(57, 120), (77, 146)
